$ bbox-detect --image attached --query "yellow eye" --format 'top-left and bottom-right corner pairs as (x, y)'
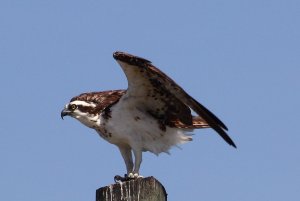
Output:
(69, 104), (77, 111)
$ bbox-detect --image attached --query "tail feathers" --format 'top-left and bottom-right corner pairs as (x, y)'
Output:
(171, 116), (210, 129)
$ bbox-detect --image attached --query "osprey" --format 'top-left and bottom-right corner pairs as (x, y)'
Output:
(61, 51), (236, 180)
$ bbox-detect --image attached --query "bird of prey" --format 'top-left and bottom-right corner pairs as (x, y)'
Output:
(61, 51), (236, 180)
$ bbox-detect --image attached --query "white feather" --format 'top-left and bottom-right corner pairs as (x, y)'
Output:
(100, 97), (193, 155)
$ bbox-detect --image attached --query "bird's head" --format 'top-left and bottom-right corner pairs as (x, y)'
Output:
(61, 100), (99, 128)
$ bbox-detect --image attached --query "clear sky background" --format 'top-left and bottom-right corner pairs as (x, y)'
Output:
(0, 1), (299, 201)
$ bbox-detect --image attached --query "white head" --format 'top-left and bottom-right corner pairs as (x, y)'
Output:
(61, 100), (100, 128)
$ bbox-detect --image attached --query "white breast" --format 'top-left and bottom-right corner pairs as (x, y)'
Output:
(99, 98), (193, 155)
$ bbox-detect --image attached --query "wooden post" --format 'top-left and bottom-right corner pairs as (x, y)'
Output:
(96, 176), (167, 201)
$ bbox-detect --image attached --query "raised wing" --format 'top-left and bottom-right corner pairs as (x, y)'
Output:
(113, 51), (236, 148)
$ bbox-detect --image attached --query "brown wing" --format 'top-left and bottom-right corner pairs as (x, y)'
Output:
(113, 51), (236, 148)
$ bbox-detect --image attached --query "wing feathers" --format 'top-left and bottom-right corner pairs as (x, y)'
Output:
(161, 75), (237, 147)
(187, 97), (236, 147)
(113, 51), (236, 148)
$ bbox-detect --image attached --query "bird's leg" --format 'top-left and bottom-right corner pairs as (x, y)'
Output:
(114, 145), (135, 182)
(128, 149), (143, 179)
(118, 145), (133, 175)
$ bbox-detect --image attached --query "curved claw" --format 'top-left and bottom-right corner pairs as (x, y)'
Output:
(114, 175), (125, 183)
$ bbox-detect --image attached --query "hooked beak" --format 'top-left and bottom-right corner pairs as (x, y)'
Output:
(61, 108), (71, 120)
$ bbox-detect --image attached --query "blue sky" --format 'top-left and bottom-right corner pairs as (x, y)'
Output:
(1, 0), (299, 201)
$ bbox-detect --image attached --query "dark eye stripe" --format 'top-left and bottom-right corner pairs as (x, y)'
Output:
(77, 105), (91, 113)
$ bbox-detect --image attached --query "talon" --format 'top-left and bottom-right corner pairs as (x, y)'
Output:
(114, 175), (124, 183)
(127, 172), (143, 179)
(114, 173), (143, 183)
(128, 173), (134, 178)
